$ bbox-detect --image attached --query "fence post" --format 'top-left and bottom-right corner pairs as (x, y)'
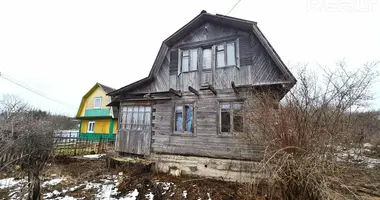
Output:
(74, 133), (77, 156)
(98, 136), (103, 154)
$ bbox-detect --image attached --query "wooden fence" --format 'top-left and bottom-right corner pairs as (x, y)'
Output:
(54, 136), (115, 156)
(0, 136), (115, 167)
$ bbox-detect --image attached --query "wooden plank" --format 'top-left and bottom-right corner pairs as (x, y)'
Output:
(169, 75), (177, 90)
(231, 81), (239, 94)
(169, 88), (182, 97)
(188, 86), (199, 96)
(200, 84), (217, 95)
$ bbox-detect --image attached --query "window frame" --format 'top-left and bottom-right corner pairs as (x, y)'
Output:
(93, 97), (102, 109)
(87, 121), (95, 133)
(177, 37), (240, 75)
(201, 47), (212, 70)
(119, 104), (152, 131)
(180, 48), (199, 73)
(216, 41), (237, 69)
(172, 102), (196, 136)
(218, 100), (244, 136)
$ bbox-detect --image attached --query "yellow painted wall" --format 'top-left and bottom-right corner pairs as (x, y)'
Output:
(94, 119), (110, 133)
(79, 86), (112, 117)
(81, 119), (111, 134)
(81, 120), (89, 133)
(113, 120), (118, 133)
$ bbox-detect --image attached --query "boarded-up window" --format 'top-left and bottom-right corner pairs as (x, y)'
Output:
(220, 102), (243, 134)
(174, 104), (194, 133)
(202, 48), (212, 69)
(120, 105), (151, 131)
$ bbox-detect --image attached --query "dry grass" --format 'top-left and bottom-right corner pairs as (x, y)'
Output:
(238, 62), (380, 200)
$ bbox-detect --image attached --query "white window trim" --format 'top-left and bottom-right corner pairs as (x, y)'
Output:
(93, 97), (102, 109)
(87, 121), (95, 133)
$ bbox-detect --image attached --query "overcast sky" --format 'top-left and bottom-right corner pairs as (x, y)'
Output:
(0, 0), (379, 116)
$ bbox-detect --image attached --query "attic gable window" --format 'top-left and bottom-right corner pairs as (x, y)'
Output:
(181, 49), (198, 73)
(217, 41), (236, 68)
(94, 97), (102, 109)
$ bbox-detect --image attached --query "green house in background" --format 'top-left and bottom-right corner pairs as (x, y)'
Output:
(75, 83), (117, 141)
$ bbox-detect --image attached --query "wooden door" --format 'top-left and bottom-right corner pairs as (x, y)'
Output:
(116, 104), (152, 155)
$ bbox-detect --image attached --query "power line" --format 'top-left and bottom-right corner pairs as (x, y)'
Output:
(226, 0), (242, 15)
(0, 72), (77, 109)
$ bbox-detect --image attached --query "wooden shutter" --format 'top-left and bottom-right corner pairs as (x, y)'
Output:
(236, 38), (240, 69)
(239, 35), (253, 66)
(169, 49), (179, 75)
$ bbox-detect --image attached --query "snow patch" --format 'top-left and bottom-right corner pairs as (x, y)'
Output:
(42, 178), (62, 186)
(83, 154), (105, 158)
(336, 147), (380, 168)
(0, 178), (21, 189)
(363, 143), (374, 148)
(146, 192), (154, 200)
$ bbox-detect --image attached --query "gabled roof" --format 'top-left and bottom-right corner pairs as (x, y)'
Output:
(75, 83), (115, 118)
(98, 83), (115, 94)
(108, 10), (296, 96)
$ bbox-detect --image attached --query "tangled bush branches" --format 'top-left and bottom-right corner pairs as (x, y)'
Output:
(1, 95), (55, 200)
(241, 61), (380, 200)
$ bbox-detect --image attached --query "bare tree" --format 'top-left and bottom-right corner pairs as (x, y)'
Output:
(0, 94), (28, 140)
(239, 61), (380, 199)
(0, 95), (54, 200)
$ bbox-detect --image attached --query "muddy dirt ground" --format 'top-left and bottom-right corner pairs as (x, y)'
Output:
(1, 156), (379, 200)
(0, 156), (263, 200)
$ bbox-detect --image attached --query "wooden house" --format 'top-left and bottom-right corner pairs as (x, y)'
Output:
(76, 83), (118, 140)
(108, 11), (296, 180)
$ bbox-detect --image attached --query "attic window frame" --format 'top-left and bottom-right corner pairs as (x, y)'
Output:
(179, 48), (199, 74)
(93, 97), (102, 109)
(176, 38), (240, 75)
(216, 41), (237, 69)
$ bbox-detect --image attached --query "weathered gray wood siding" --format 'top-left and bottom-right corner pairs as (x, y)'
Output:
(130, 22), (287, 94)
(151, 89), (264, 160)
(132, 54), (171, 93)
(120, 21), (286, 160)
(115, 101), (152, 155)
(116, 129), (151, 155)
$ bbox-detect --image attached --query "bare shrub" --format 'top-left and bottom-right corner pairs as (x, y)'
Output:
(240, 61), (380, 200)
(0, 94), (55, 200)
